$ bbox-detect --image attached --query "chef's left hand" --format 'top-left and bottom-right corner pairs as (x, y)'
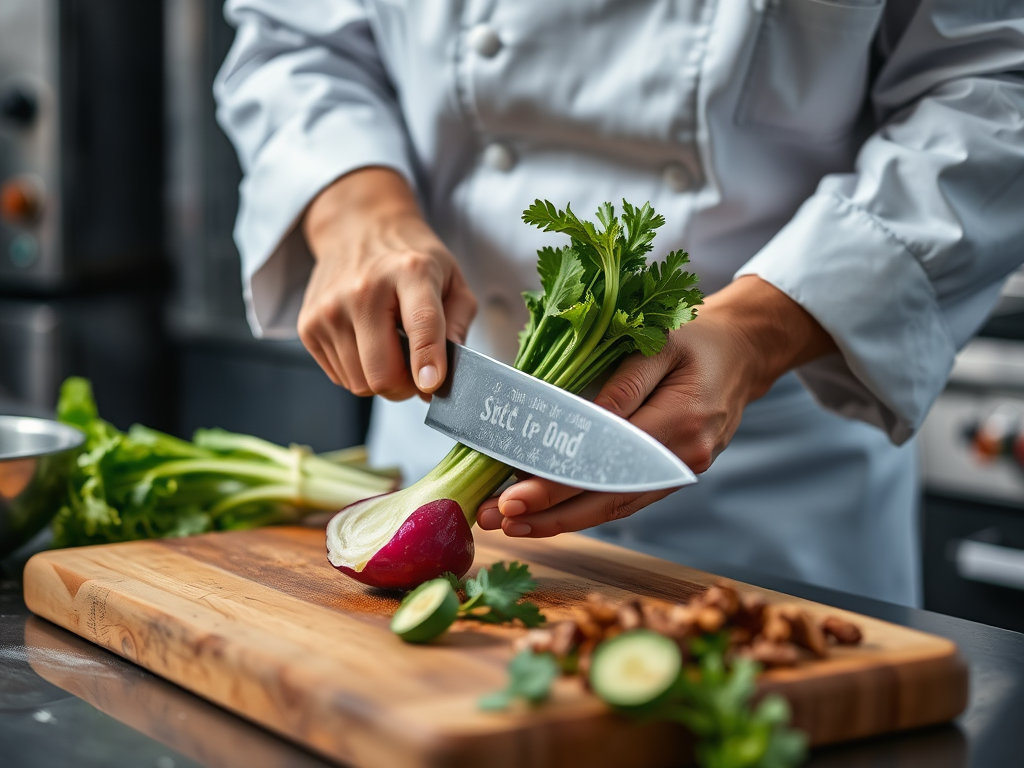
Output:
(476, 275), (836, 538)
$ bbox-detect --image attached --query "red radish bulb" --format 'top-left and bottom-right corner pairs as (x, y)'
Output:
(325, 447), (513, 591)
(327, 496), (474, 590)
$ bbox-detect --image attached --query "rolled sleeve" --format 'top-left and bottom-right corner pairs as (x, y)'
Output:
(215, 1), (415, 338)
(737, 3), (1024, 444)
(737, 193), (956, 444)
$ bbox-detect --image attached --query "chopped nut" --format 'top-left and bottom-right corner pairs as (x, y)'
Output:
(822, 616), (863, 645)
(782, 609), (827, 658)
(583, 593), (620, 626)
(696, 605), (726, 633)
(666, 604), (697, 637)
(550, 620), (583, 657)
(734, 593), (766, 633)
(702, 582), (740, 616)
(746, 638), (802, 668)
(617, 601), (644, 631)
(729, 626), (753, 646)
(575, 610), (606, 641)
(761, 607), (792, 644)
(515, 628), (554, 654)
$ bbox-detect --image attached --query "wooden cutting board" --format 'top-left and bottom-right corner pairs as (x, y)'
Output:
(23, 527), (967, 768)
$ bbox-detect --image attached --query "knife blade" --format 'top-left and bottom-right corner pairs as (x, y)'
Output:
(424, 340), (697, 493)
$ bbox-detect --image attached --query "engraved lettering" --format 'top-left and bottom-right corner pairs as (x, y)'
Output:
(543, 421), (558, 447)
(481, 396), (494, 421)
(506, 406), (518, 432)
(541, 419), (585, 458)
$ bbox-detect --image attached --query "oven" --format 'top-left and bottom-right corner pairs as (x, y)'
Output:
(920, 283), (1024, 633)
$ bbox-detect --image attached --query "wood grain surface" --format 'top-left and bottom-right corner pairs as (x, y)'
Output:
(23, 527), (968, 768)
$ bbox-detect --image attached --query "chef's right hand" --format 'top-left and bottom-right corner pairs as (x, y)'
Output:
(299, 167), (477, 400)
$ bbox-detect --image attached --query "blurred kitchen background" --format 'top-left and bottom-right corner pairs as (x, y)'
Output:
(1, 1), (1022, 631)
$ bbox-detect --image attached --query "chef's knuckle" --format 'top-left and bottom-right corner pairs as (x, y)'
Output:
(351, 382), (374, 397)
(689, 438), (716, 474)
(407, 305), (442, 337)
(598, 374), (645, 416)
(397, 251), (435, 278)
(320, 298), (347, 327)
(349, 276), (376, 307)
(296, 314), (316, 346)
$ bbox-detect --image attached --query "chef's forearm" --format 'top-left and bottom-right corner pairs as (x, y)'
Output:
(302, 167), (422, 259)
(705, 275), (837, 404)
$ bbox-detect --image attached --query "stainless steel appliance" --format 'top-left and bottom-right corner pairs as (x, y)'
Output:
(0, 0), (169, 433)
(920, 287), (1024, 633)
(0, 0), (163, 290)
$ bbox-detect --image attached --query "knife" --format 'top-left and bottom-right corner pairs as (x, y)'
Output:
(423, 340), (697, 493)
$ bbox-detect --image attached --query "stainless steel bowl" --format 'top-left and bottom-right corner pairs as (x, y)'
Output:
(0, 416), (85, 557)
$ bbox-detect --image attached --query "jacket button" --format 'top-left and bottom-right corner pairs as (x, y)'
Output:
(662, 162), (693, 193)
(467, 24), (502, 58)
(483, 142), (516, 172)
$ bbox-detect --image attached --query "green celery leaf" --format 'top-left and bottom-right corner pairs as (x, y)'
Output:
(56, 376), (99, 430)
(479, 650), (559, 710)
(621, 199), (666, 257)
(608, 309), (668, 357)
(632, 250), (703, 330)
(557, 293), (599, 347)
(518, 289), (545, 351)
(537, 246), (586, 316)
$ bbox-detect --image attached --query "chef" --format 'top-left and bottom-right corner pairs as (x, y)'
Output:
(214, 1), (1024, 606)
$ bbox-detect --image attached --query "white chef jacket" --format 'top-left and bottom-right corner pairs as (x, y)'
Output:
(214, 0), (1024, 605)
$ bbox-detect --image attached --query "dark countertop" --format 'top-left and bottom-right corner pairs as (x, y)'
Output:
(1, 539), (1022, 768)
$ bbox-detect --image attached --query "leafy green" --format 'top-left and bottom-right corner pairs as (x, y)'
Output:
(479, 650), (560, 711)
(481, 632), (805, 768)
(50, 377), (396, 547)
(512, 199), (702, 392)
(392, 562), (546, 644)
(457, 561), (545, 627)
(669, 635), (807, 768)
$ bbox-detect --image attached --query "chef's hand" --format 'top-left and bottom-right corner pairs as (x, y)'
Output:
(299, 167), (477, 400)
(477, 275), (836, 537)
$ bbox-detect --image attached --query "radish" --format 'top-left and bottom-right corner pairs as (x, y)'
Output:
(327, 200), (703, 591)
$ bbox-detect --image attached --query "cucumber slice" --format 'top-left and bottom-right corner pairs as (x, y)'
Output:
(590, 630), (683, 708)
(390, 578), (460, 643)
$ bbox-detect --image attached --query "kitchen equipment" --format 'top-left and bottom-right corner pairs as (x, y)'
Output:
(0, 294), (172, 429)
(0, 415), (82, 556)
(425, 340), (695, 492)
(0, 0), (163, 291)
(23, 527), (967, 768)
(919, 337), (1024, 632)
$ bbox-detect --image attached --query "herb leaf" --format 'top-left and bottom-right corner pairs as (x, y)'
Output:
(479, 650), (559, 711)
(460, 561), (545, 628)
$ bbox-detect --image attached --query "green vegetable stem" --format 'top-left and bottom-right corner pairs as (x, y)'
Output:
(405, 199), (704, 525)
(51, 377), (397, 547)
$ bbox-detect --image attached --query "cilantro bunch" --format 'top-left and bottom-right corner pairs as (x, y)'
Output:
(516, 199), (703, 392)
